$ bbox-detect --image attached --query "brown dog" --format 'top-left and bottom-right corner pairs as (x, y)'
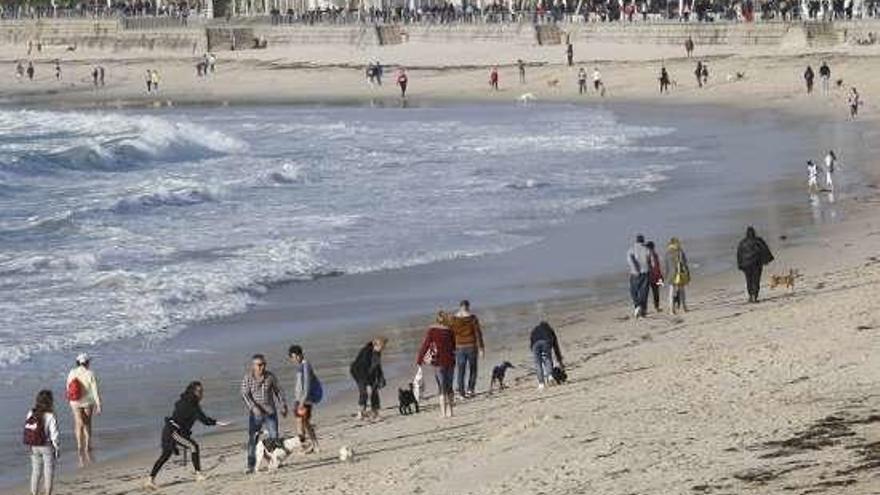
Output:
(769, 269), (800, 291)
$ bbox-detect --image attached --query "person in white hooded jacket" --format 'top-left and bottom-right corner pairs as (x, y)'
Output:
(66, 353), (101, 467)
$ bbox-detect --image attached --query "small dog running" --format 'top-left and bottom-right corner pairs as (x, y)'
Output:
(769, 269), (800, 291)
(551, 366), (568, 385)
(398, 383), (419, 415)
(489, 361), (515, 392)
(254, 435), (302, 472)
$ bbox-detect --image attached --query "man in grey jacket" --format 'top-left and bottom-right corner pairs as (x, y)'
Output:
(627, 234), (653, 318)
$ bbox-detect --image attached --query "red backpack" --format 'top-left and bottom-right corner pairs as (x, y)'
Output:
(67, 378), (84, 402)
(23, 414), (46, 447)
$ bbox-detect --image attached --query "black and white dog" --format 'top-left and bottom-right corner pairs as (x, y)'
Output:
(398, 383), (419, 415)
(254, 434), (301, 472)
(490, 361), (515, 392)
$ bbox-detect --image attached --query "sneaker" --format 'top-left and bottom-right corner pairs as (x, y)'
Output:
(145, 478), (159, 491)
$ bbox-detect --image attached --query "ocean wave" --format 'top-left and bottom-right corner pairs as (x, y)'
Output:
(111, 181), (222, 213)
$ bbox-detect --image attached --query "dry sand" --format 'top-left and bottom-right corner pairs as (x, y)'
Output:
(1, 40), (879, 495)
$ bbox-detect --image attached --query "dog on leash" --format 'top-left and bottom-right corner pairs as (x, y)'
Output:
(254, 435), (301, 472)
(398, 383), (419, 415)
(769, 269), (800, 291)
(489, 361), (515, 392)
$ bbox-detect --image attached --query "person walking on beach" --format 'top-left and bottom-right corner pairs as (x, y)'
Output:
(350, 337), (387, 421)
(646, 241), (664, 313)
(847, 87), (860, 119)
(289, 345), (321, 453)
(54, 60), (61, 81)
(375, 61), (383, 86)
(736, 226), (774, 303)
(99, 66), (105, 86)
(593, 67), (605, 96)
(24, 390), (60, 495)
(151, 70), (161, 92)
(807, 160), (820, 192)
(16, 61), (24, 81)
(241, 354), (287, 474)
(627, 234), (653, 317)
(659, 67), (671, 94)
(804, 65), (815, 94)
(685, 36), (695, 57)
(26, 62), (34, 81)
(701, 63), (709, 86)
(694, 61), (703, 88)
(489, 66), (499, 91)
(566, 43), (574, 67)
(665, 237), (690, 314)
(577, 67), (588, 95)
(145, 70), (153, 93)
(819, 61), (831, 95)
(67, 353), (101, 467)
(530, 321), (564, 390)
(824, 150), (837, 190)
(416, 311), (456, 418)
(517, 59), (526, 84)
(396, 68), (409, 98)
(92, 67), (99, 87)
(145, 382), (228, 490)
(451, 300), (485, 399)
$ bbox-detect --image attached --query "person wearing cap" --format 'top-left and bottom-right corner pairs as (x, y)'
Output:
(66, 353), (102, 467)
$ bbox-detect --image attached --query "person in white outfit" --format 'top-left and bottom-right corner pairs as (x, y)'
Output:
(67, 353), (101, 467)
(807, 160), (820, 192)
(824, 150), (837, 191)
(25, 389), (60, 495)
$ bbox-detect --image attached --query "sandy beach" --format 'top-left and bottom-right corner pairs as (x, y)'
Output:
(1, 33), (879, 495)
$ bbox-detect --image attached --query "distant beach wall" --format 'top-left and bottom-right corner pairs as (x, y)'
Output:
(1, 18), (878, 54)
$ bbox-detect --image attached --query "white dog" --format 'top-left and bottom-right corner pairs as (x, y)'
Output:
(254, 436), (301, 472)
(338, 445), (355, 463)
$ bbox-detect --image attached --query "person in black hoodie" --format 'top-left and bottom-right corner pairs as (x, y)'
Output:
(530, 321), (564, 390)
(145, 381), (226, 489)
(350, 338), (387, 420)
(736, 226), (774, 303)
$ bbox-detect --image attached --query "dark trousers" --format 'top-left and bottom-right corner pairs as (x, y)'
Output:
(650, 282), (661, 310)
(356, 380), (380, 411)
(743, 265), (763, 300)
(455, 347), (478, 395)
(629, 273), (649, 315)
(150, 425), (200, 479)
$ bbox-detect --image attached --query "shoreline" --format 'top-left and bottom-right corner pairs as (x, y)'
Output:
(1, 46), (880, 494)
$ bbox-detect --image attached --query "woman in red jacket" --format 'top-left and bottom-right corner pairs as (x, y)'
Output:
(416, 311), (456, 418)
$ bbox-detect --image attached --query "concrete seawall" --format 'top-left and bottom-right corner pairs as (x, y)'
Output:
(2, 18), (879, 55)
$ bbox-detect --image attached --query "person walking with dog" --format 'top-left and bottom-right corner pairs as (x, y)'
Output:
(736, 226), (774, 303)
(416, 311), (456, 418)
(664, 237), (690, 314)
(289, 345), (322, 454)
(242, 354), (287, 474)
(67, 353), (101, 467)
(530, 321), (564, 390)
(145, 381), (228, 490)
(645, 241), (664, 313)
(24, 390), (60, 495)
(627, 234), (653, 318)
(451, 300), (485, 400)
(350, 337), (387, 421)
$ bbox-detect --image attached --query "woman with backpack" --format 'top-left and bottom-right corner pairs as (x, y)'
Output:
(288, 345), (322, 454)
(66, 353), (101, 467)
(145, 381), (226, 490)
(416, 311), (456, 418)
(664, 237), (690, 314)
(25, 390), (60, 495)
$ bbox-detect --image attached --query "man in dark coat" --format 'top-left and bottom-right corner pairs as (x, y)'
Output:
(736, 226), (774, 303)
(350, 338), (387, 420)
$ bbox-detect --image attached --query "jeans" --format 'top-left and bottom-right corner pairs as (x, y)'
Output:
(532, 340), (555, 385)
(30, 446), (54, 495)
(743, 265), (763, 301)
(455, 347), (478, 396)
(629, 273), (649, 315)
(246, 413), (278, 470)
(434, 366), (454, 395)
(356, 380), (380, 411)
